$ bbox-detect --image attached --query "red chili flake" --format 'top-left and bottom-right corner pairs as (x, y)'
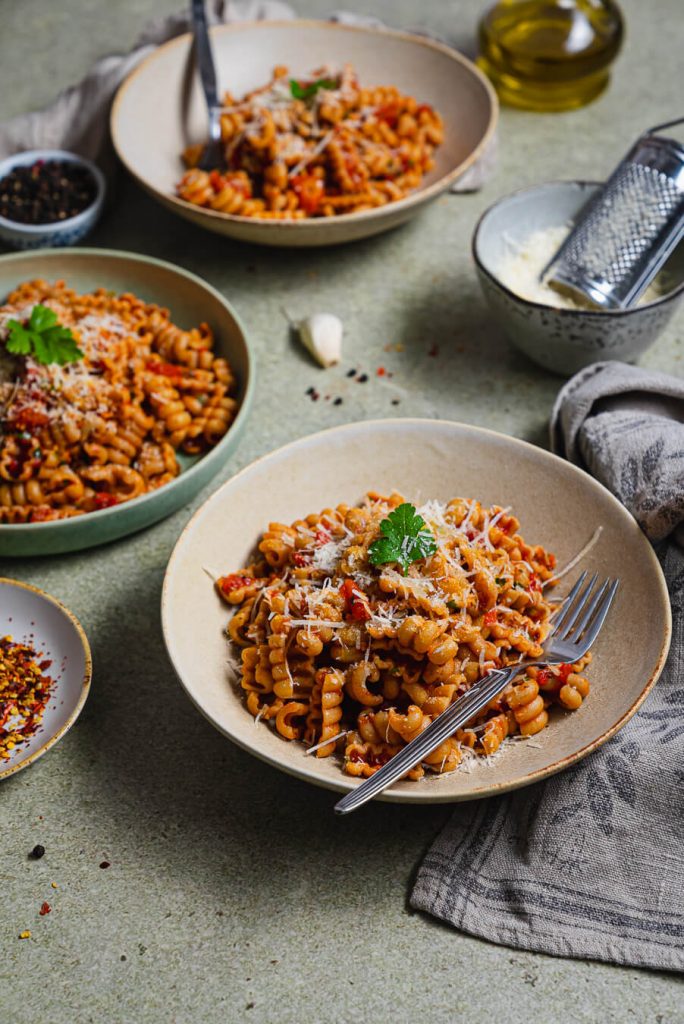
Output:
(557, 663), (574, 683)
(376, 367), (386, 377)
(291, 173), (325, 215)
(39, 901), (51, 916)
(548, 553), (557, 569)
(348, 748), (364, 763)
(428, 343), (439, 358)
(93, 493), (118, 510)
(13, 405), (49, 430)
(292, 552), (312, 567)
(536, 669), (551, 689)
(340, 579), (371, 622)
(528, 573), (542, 594)
(376, 101), (399, 128)
(218, 574), (252, 596)
(145, 360), (183, 379)
(313, 528), (331, 547)
(484, 610), (497, 626)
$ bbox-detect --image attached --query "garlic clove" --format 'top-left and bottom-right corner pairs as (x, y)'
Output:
(297, 313), (343, 368)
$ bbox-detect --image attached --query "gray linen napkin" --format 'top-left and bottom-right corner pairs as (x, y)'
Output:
(411, 361), (684, 972)
(0, 0), (494, 192)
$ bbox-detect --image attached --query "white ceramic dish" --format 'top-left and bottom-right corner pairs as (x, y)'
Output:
(0, 248), (254, 557)
(161, 419), (671, 804)
(473, 181), (684, 376)
(0, 578), (92, 781)
(111, 20), (497, 247)
(0, 150), (106, 250)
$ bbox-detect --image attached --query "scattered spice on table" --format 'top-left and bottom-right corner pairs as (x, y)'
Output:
(391, 399), (401, 406)
(29, 844), (46, 860)
(0, 159), (97, 225)
(19, 930), (31, 940)
(376, 366), (386, 376)
(100, 860), (111, 869)
(346, 368), (356, 377)
(333, 397), (343, 406)
(39, 901), (51, 916)
(428, 343), (440, 358)
(0, 636), (54, 760)
(357, 373), (368, 383)
(51, 882), (58, 889)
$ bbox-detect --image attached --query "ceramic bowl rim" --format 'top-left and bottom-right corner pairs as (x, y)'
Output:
(0, 246), (255, 536)
(111, 18), (499, 231)
(0, 576), (93, 781)
(161, 416), (672, 803)
(471, 179), (684, 318)
(0, 149), (106, 235)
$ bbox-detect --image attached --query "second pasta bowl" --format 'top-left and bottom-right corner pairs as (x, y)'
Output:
(0, 248), (253, 556)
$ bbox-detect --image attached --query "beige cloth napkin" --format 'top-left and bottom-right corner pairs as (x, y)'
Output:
(0, 0), (495, 193)
(411, 362), (684, 972)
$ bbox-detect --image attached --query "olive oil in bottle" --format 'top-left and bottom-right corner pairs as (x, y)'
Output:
(477, 0), (624, 111)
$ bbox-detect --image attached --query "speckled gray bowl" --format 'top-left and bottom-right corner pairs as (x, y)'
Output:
(472, 181), (684, 376)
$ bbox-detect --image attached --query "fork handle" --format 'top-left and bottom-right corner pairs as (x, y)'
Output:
(191, 0), (220, 110)
(334, 667), (516, 815)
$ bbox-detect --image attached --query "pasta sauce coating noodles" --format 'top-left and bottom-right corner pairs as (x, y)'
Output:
(216, 493), (592, 780)
(177, 64), (444, 219)
(0, 279), (237, 522)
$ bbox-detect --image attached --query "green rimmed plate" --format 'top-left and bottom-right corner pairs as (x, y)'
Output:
(0, 248), (254, 556)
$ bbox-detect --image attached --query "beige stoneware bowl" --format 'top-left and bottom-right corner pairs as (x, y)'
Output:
(111, 20), (497, 247)
(161, 419), (671, 803)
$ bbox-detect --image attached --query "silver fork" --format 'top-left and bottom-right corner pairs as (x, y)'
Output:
(334, 572), (619, 815)
(191, 0), (224, 171)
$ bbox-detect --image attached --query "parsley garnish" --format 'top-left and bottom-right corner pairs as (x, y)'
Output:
(368, 503), (438, 574)
(447, 599), (460, 612)
(6, 305), (83, 366)
(289, 77), (338, 101)
(495, 576), (507, 586)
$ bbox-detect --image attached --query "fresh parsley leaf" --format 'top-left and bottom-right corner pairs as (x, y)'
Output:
(447, 599), (460, 611)
(289, 77), (338, 101)
(5, 319), (32, 356)
(495, 576), (507, 586)
(368, 502), (438, 574)
(5, 305), (83, 366)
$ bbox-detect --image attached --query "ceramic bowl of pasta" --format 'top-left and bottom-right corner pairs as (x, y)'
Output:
(162, 419), (670, 803)
(0, 248), (253, 556)
(111, 20), (497, 247)
(0, 577), (92, 781)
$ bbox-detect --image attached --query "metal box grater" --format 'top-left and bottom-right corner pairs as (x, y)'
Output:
(544, 117), (684, 310)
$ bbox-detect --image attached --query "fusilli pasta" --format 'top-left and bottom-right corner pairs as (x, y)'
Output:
(216, 493), (592, 780)
(177, 64), (443, 219)
(0, 279), (238, 522)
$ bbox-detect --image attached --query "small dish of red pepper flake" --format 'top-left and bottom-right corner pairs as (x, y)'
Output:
(0, 635), (55, 760)
(0, 149), (105, 250)
(0, 577), (92, 780)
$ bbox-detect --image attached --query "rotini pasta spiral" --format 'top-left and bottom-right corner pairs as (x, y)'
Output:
(216, 493), (592, 780)
(177, 64), (443, 219)
(0, 279), (238, 522)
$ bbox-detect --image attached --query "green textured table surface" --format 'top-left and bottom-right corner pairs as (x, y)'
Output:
(1, 1), (682, 1021)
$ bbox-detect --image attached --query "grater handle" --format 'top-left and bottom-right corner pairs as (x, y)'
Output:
(645, 115), (684, 137)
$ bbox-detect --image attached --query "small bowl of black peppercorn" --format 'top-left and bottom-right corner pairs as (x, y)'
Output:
(0, 149), (105, 250)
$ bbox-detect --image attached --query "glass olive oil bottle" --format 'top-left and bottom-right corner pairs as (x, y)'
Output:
(477, 0), (624, 111)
